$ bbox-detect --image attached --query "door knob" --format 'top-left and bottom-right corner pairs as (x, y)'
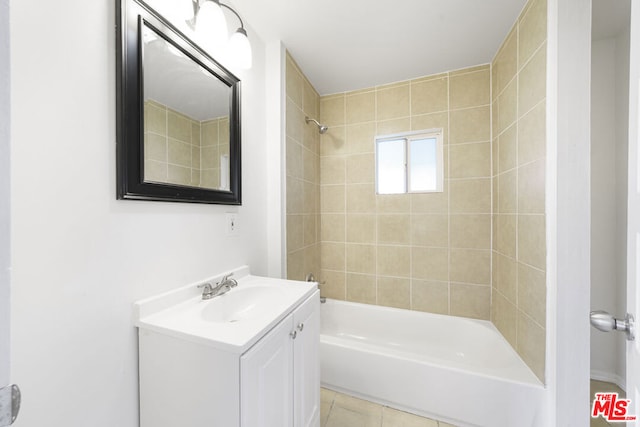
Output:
(590, 310), (635, 341)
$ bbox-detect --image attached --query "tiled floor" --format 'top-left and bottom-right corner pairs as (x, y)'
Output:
(320, 381), (624, 427)
(590, 380), (626, 427)
(320, 388), (458, 427)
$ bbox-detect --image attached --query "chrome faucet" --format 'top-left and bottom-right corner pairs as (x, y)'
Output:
(197, 273), (238, 300)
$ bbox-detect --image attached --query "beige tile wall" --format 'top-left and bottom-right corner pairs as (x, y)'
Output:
(286, 52), (321, 281)
(144, 100), (229, 189)
(284, 0), (547, 382)
(491, 0), (547, 381)
(318, 65), (493, 320)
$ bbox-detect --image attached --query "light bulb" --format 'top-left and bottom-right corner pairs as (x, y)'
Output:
(229, 28), (252, 69)
(195, 1), (228, 51)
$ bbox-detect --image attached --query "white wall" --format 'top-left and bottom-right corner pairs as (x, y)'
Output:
(9, 0), (274, 425)
(590, 32), (629, 387)
(0, 0), (9, 388)
(546, 0), (592, 424)
(614, 27), (630, 384)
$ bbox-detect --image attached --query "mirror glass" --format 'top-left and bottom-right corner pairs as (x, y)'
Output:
(142, 23), (231, 191)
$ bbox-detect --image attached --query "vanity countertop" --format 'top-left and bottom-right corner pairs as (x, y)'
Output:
(134, 266), (317, 354)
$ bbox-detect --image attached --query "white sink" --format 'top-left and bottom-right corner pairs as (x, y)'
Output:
(134, 266), (317, 353)
(200, 286), (286, 323)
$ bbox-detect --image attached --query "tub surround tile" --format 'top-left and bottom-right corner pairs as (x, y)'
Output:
(346, 273), (377, 304)
(410, 112), (449, 141)
(346, 122), (376, 154)
(377, 214), (411, 245)
(518, 215), (546, 271)
(378, 118), (411, 136)
(497, 170), (517, 214)
(411, 77), (449, 115)
(518, 101), (546, 165)
(411, 280), (449, 315)
(518, 0), (547, 67)
(497, 79), (518, 134)
(492, 291), (518, 347)
(449, 178), (491, 213)
(320, 270), (346, 300)
(410, 214), (449, 247)
(517, 311), (546, 381)
(346, 184), (376, 213)
(321, 95), (346, 127)
(346, 244), (376, 274)
(346, 153), (375, 184)
(321, 185), (345, 213)
(449, 142), (491, 179)
(320, 126), (347, 156)
(518, 262), (546, 325)
(346, 214), (376, 244)
(377, 277), (410, 309)
(377, 194), (410, 213)
(450, 283), (491, 320)
(449, 69), (490, 110)
(320, 156), (346, 185)
(492, 27), (518, 98)
(495, 253), (517, 303)
(450, 214), (491, 249)
(518, 159), (546, 214)
(411, 189), (449, 214)
(490, 0), (547, 382)
(518, 44), (547, 117)
(449, 106), (491, 144)
(449, 249), (491, 285)
(346, 91), (376, 124)
(376, 84), (410, 121)
(411, 247), (448, 281)
(321, 214), (346, 242)
(377, 245), (411, 278)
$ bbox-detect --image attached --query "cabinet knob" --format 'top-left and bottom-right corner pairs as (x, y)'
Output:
(290, 330), (297, 339)
(297, 323), (304, 332)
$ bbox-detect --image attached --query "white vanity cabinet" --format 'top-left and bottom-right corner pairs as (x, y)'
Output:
(135, 269), (319, 427)
(241, 290), (320, 427)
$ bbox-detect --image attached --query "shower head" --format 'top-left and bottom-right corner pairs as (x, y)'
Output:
(305, 116), (329, 134)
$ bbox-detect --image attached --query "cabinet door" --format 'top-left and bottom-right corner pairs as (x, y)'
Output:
(241, 316), (294, 427)
(293, 291), (321, 427)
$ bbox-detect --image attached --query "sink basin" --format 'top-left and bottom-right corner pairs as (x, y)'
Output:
(201, 286), (286, 323)
(134, 266), (317, 353)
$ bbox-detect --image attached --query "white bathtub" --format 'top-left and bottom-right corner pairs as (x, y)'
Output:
(320, 299), (545, 427)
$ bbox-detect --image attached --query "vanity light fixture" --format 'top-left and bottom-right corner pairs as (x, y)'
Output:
(192, 0), (252, 69)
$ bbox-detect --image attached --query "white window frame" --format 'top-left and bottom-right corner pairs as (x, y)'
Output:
(375, 128), (444, 194)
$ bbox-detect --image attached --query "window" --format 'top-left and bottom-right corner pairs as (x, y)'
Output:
(375, 129), (443, 194)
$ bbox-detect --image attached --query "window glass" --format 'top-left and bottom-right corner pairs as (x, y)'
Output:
(375, 130), (442, 195)
(409, 137), (437, 192)
(376, 138), (406, 194)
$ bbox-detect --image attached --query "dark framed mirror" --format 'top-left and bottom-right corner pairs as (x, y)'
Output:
(116, 0), (241, 204)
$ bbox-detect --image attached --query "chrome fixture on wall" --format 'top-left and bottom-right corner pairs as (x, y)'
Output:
(305, 116), (329, 134)
(182, 0), (252, 69)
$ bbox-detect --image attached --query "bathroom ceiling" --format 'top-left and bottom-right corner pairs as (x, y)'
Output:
(231, 0), (529, 95)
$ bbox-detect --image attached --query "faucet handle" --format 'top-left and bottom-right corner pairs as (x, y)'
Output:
(219, 273), (238, 287)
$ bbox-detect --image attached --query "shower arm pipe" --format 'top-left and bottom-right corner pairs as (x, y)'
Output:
(306, 117), (322, 127)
